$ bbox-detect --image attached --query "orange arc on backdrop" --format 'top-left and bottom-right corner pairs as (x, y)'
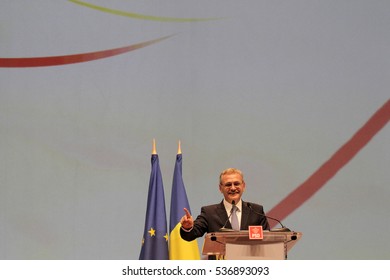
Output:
(267, 99), (390, 228)
(0, 35), (172, 68)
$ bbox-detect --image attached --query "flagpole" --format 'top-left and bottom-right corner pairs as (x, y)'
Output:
(177, 140), (181, 155)
(152, 139), (157, 155)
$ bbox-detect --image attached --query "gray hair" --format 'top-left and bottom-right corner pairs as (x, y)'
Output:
(219, 168), (244, 184)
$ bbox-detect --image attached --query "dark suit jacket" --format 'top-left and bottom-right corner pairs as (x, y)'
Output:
(180, 200), (270, 241)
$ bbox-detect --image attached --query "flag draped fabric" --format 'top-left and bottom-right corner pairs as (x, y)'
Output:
(139, 154), (169, 260)
(169, 154), (200, 259)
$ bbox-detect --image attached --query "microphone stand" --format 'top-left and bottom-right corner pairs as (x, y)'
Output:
(247, 203), (291, 232)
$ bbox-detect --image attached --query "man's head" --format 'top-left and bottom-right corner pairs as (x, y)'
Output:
(219, 168), (246, 204)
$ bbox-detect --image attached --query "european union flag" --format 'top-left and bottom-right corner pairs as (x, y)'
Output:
(139, 154), (169, 260)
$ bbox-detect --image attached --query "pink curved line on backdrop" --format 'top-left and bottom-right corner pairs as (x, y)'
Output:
(0, 35), (172, 67)
(267, 99), (390, 228)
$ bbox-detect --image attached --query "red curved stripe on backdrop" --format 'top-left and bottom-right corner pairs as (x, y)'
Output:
(267, 99), (390, 228)
(0, 35), (172, 67)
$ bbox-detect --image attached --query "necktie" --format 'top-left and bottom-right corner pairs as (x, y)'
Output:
(231, 205), (239, 231)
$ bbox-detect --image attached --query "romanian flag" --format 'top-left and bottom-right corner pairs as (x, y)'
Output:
(169, 151), (200, 259)
(139, 152), (169, 260)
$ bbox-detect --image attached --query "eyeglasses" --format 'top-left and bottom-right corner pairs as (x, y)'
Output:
(221, 181), (243, 188)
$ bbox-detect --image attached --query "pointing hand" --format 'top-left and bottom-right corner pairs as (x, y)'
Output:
(180, 208), (194, 230)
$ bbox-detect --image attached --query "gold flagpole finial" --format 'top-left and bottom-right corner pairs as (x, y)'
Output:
(152, 139), (157, 155)
(177, 140), (182, 155)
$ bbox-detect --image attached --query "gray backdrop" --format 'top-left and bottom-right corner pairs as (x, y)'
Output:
(1, 0), (389, 259)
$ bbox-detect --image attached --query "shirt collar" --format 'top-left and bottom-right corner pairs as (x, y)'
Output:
(223, 199), (242, 212)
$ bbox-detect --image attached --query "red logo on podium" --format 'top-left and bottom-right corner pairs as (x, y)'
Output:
(248, 226), (263, 240)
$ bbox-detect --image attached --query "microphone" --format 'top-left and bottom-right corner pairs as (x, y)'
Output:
(219, 200), (236, 232)
(247, 203), (291, 232)
(210, 235), (225, 245)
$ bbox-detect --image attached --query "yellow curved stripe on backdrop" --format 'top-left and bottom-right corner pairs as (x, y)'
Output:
(68, 0), (221, 22)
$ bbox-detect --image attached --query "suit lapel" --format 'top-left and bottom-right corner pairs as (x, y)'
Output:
(216, 200), (250, 229)
(217, 201), (230, 228)
(241, 201), (249, 229)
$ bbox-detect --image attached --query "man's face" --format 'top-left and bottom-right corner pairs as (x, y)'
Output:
(219, 173), (246, 204)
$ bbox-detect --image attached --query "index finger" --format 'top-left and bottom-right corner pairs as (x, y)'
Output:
(183, 208), (191, 218)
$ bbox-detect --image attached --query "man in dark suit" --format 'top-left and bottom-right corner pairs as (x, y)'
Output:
(180, 168), (270, 241)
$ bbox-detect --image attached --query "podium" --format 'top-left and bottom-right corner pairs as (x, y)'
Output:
(202, 230), (302, 260)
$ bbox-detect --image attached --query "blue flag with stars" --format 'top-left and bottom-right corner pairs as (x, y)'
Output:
(139, 154), (169, 260)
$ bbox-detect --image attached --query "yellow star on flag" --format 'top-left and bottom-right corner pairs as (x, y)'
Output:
(164, 233), (169, 242)
(148, 228), (156, 237)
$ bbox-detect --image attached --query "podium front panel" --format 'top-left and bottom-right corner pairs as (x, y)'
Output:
(202, 230), (302, 260)
(225, 242), (285, 260)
